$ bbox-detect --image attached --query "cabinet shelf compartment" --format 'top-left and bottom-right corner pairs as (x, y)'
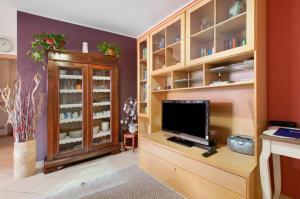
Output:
(173, 65), (204, 89)
(166, 20), (181, 47)
(151, 73), (173, 92)
(153, 50), (166, 71)
(216, 0), (246, 24)
(190, 28), (214, 60)
(216, 12), (246, 53)
(140, 62), (148, 81)
(139, 40), (148, 61)
(139, 82), (148, 114)
(190, 0), (215, 36)
(205, 56), (254, 86)
(166, 42), (181, 67)
(152, 29), (166, 53)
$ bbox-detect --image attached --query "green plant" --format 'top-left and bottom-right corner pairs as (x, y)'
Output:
(27, 33), (66, 63)
(96, 41), (120, 57)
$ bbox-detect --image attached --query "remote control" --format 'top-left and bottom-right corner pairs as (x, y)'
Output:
(202, 149), (217, 157)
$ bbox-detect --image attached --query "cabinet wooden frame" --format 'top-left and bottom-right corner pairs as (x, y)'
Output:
(45, 51), (120, 173)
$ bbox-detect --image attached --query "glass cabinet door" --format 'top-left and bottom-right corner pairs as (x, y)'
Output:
(91, 68), (112, 146)
(58, 67), (85, 154)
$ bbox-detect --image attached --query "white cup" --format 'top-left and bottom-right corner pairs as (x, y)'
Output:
(101, 122), (110, 131)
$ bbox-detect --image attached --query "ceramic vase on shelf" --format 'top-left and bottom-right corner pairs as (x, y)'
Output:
(82, 42), (88, 53)
(13, 139), (37, 179)
(128, 123), (138, 134)
(101, 121), (110, 131)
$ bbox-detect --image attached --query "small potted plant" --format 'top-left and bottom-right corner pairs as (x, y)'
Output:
(0, 73), (44, 178)
(27, 33), (66, 64)
(120, 97), (137, 134)
(97, 41), (120, 57)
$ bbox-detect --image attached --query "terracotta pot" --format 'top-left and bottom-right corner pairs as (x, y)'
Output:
(105, 48), (116, 56)
(13, 139), (36, 179)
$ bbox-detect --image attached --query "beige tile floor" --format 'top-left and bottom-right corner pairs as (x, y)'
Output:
(0, 136), (138, 199)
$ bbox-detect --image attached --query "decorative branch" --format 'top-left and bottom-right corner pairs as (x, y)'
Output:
(0, 73), (45, 143)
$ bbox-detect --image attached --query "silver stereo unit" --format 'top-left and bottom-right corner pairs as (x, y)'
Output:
(227, 135), (255, 156)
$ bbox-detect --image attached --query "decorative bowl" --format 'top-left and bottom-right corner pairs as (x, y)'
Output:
(69, 130), (82, 138)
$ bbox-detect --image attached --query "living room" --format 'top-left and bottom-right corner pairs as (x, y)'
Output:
(0, 0), (299, 199)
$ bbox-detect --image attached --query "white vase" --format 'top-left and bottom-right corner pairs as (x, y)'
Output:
(82, 42), (88, 53)
(13, 139), (36, 179)
(128, 123), (138, 134)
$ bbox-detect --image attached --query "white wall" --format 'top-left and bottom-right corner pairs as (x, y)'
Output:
(0, 5), (17, 55)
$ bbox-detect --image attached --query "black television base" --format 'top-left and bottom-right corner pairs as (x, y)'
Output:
(167, 136), (216, 151)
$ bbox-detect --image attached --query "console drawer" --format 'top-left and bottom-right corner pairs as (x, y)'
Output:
(140, 139), (247, 197)
(140, 150), (245, 199)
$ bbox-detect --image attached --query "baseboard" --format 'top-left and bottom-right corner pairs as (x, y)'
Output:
(36, 161), (44, 169)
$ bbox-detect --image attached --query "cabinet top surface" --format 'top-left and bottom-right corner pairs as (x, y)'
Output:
(140, 132), (257, 178)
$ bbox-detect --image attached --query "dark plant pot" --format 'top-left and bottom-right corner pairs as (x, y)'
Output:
(105, 48), (116, 56)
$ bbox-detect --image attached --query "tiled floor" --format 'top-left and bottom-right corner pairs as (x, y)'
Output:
(0, 136), (138, 199)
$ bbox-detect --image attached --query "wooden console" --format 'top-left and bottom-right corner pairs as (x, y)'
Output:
(139, 132), (257, 199)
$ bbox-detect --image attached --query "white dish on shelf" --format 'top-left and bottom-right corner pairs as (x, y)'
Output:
(60, 70), (67, 75)
(59, 132), (67, 140)
(69, 130), (82, 138)
(93, 126), (100, 135)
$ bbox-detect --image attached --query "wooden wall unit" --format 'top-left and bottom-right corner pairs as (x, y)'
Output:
(45, 51), (120, 173)
(137, 0), (266, 198)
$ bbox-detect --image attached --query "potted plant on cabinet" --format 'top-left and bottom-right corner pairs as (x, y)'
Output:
(27, 33), (66, 64)
(96, 41), (121, 57)
(0, 73), (44, 178)
(120, 97), (137, 134)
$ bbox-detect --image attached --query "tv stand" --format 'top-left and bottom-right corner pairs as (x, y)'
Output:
(167, 136), (216, 151)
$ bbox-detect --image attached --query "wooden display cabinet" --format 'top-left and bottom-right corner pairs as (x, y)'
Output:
(151, 14), (185, 75)
(45, 51), (120, 173)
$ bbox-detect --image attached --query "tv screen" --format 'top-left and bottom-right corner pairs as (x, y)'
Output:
(162, 100), (210, 144)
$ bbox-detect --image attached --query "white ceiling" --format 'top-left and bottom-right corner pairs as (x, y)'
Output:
(0, 0), (193, 38)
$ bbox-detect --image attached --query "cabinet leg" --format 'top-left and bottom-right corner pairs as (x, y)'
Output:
(260, 139), (272, 199)
(272, 154), (281, 199)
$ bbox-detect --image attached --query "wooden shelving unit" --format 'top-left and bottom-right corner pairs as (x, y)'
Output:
(137, 0), (266, 198)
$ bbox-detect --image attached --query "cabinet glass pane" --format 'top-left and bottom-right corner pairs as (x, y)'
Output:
(58, 67), (84, 154)
(190, 1), (215, 60)
(92, 69), (112, 146)
(216, 0), (247, 52)
(139, 40), (148, 115)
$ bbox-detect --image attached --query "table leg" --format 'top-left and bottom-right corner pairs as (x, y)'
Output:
(260, 139), (272, 199)
(272, 154), (281, 199)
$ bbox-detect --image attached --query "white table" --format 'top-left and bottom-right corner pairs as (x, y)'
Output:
(260, 129), (300, 199)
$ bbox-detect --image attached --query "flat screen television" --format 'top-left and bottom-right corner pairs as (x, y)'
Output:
(162, 100), (210, 146)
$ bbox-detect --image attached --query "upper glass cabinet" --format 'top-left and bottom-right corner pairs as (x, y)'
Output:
(151, 14), (185, 73)
(186, 0), (252, 66)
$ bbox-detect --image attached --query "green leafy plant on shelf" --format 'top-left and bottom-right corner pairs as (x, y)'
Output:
(97, 41), (120, 57)
(27, 33), (66, 63)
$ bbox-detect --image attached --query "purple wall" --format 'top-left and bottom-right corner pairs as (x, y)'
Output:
(17, 12), (137, 161)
